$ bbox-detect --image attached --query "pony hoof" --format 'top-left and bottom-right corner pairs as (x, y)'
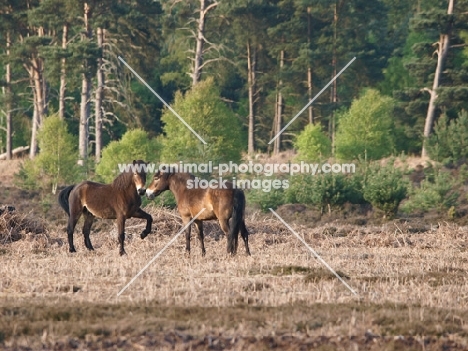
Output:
(140, 231), (149, 239)
(119, 250), (127, 256)
(202, 251), (206, 257)
(69, 248), (76, 253)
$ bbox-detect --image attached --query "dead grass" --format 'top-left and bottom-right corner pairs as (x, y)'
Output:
(2, 205), (468, 349)
(0, 159), (22, 187)
(1, 302), (468, 350)
(0, 208), (48, 243)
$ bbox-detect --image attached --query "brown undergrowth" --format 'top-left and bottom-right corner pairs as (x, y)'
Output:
(0, 207), (48, 244)
(1, 205), (468, 349)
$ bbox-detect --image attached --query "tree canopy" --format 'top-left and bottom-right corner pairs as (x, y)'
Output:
(1, 0), (468, 166)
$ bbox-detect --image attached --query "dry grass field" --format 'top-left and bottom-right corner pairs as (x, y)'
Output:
(2, 201), (468, 350)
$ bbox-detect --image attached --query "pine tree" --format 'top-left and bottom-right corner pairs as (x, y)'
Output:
(397, 0), (468, 156)
(335, 89), (395, 160)
(223, 0), (277, 156)
(160, 78), (244, 164)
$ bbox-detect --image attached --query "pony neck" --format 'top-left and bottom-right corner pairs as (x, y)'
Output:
(168, 172), (194, 199)
(112, 171), (134, 191)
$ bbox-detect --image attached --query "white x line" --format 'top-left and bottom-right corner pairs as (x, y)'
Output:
(269, 208), (358, 296)
(269, 56), (356, 144)
(117, 208), (206, 297)
(118, 56), (207, 145)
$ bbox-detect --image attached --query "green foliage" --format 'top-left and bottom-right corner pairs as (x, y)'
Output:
(3, 0), (468, 161)
(96, 129), (161, 183)
(294, 124), (331, 161)
(149, 191), (177, 208)
(362, 163), (409, 218)
(426, 111), (468, 164)
(15, 114), (81, 192)
(379, 56), (415, 96)
(159, 78), (244, 164)
(401, 169), (459, 214)
(335, 89), (396, 161)
(246, 182), (287, 212)
(286, 172), (366, 213)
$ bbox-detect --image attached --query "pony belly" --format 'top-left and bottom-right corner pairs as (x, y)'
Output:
(197, 208), (217, 220)
(84, 204), (117, 219)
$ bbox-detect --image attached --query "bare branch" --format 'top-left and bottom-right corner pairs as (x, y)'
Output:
(198, 56), (236, 70)
(450, 44), (467, 48)
(203, 1), (219, 16)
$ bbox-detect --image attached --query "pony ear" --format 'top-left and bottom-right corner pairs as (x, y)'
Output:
(132, 160), (137, 165)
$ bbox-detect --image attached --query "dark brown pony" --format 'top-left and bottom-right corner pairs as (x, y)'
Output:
(58, 160), (153, 256)
(146, 171), (250, 256)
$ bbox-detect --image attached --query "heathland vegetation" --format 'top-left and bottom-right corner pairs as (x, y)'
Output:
(1, 0), (468, 219)
(3, 1), (468, 348)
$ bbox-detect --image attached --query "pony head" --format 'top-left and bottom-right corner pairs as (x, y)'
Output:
(146, 170), (170, 199)
(132, 160), (148, 196)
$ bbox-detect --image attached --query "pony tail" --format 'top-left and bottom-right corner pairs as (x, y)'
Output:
(227, 189), (245, 255)
(58, 185), (75, 216)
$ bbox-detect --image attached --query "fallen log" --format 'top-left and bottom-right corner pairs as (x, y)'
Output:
(0, 146), (29, 160)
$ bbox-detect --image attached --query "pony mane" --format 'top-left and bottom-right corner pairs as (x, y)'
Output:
(174, 172), (195, 180)
(163, 172), (195, 183)
(112, 171), (133, 190)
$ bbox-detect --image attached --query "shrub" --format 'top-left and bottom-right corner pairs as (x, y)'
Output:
(96, 129), (161, 183)
(294, 123), (331, 161)
(15, 114), (81, 193)
(335, 89), (395, 160)
(286, 172), (365, 213)
(362, 163), (408, 218)
(401, 169), (459, 214)
(149, 191), (177, 208)
(246, 184), (287, 212)
(159, 77), (244, 164)
(426, 111), (468, 164)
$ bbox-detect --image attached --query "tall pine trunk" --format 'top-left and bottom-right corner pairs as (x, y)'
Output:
(421, 0), (454, 157)
(273, 49), (284, 155)
(329, 3), (338, 155)
(95, 27), (104, 162)
(307, 6), (314, 124)
(28, 27), (47, 159)
(29, 82), (38, 159)
(192, 0), (206, 86)
(59, 24), (68, 120)
(247, 40), (256, 156)
(192, 0), (218, 86)
(29, 58), (46, 159)
(79, 3), (91, 162)
(5, 30), (12, 160)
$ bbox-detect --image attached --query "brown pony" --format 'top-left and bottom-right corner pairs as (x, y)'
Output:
(58, 160), (153, 256)
(146, 171), (250, 256)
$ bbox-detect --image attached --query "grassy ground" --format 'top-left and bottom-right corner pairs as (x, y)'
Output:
(1, 204), (468, 349)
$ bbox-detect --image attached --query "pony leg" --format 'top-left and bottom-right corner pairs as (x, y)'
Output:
(82, 211), (95, 251)
(67, 216), (79, 253)
(117, 216), (126, 256)
(219, 218), (236, 255)
(194, 220), (206, 256)
(132, 208), (153, 239)
(67, 205), (83, 253)
(181, 216), (192, 255)
(241, 221), (251, 256)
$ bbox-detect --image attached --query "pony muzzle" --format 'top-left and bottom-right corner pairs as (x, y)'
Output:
(146, 189), (154, 200)
(146, 188), (160, 200)
(137, 187), (146, 196)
